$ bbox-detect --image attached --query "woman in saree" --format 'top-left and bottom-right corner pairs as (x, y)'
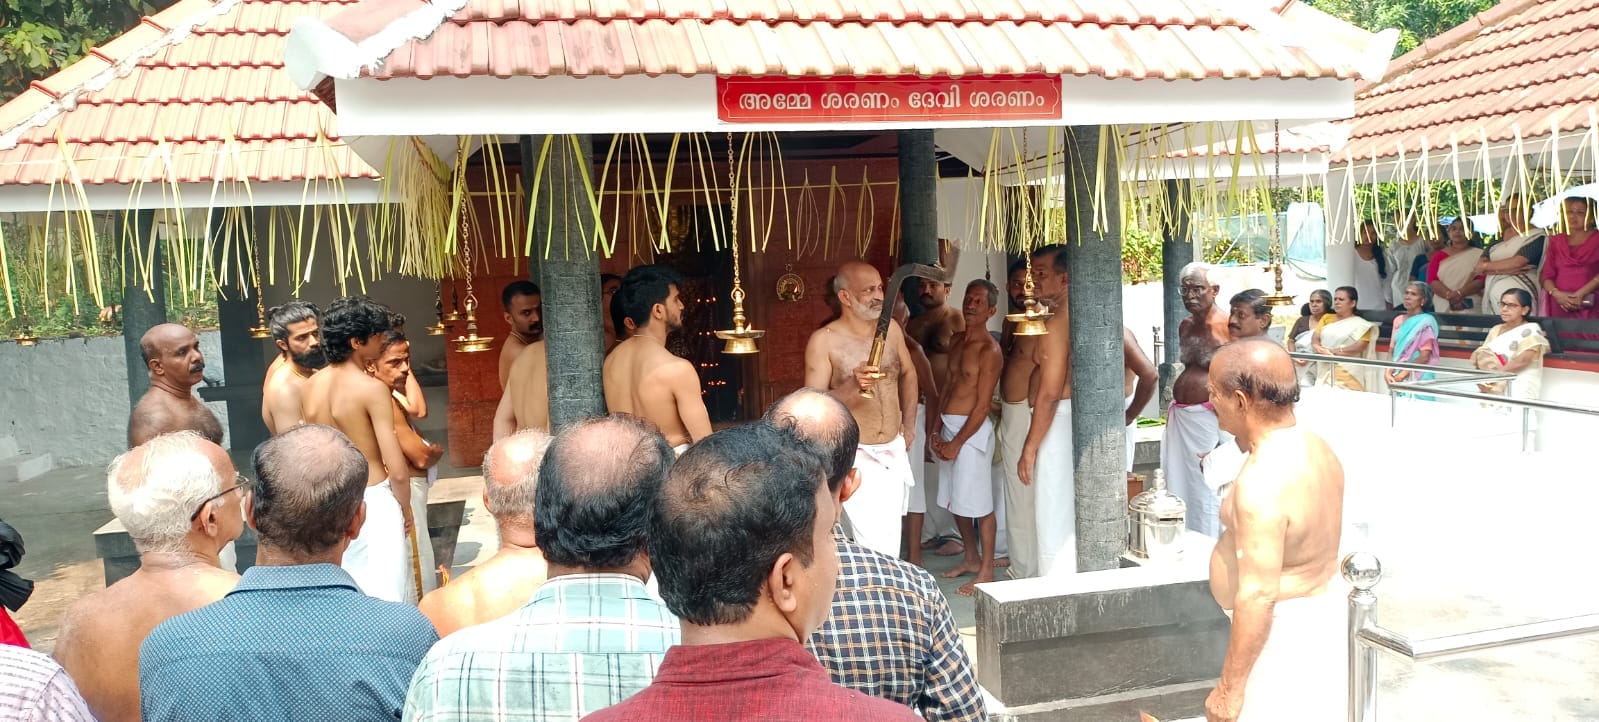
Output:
(1476, 194), (1545, 317)
(1428, 217), (1485, 313)
(1540, 197), (1599, 320)
(1472, 288), (1550, 400)
(1311, 286), (1380, 391)
(1289, 289), (1333, 385)
(1384, 282), (1441, 385)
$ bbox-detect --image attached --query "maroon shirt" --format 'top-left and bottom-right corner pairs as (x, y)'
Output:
(582, 637), (921, 722)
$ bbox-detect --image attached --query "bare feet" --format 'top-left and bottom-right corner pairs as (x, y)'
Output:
(957, 569), (996, 596)
(992, 556), (1010, 569)
(933, 539), (964, 556)
(941, 559), (982, 579)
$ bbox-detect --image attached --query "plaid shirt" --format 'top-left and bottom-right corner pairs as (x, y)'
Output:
(403, 573), (679, 722)
(806, 530), (986, 722)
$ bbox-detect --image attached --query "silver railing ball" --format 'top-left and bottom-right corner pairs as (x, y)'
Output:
(1341, 552), (1383, 591)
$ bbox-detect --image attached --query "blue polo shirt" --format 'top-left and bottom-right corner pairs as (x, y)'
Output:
(140, 563), (438, 722)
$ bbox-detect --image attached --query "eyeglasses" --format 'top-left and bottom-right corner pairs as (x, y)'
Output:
(190, 473), (251, 523)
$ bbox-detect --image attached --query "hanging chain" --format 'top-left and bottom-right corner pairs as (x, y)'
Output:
(460, 210), (476, 310)
(726, 131), (742, 297)
(1020, 129), (1037, 298)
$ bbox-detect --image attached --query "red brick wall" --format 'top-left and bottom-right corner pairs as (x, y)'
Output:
(447, 157), (903, 465)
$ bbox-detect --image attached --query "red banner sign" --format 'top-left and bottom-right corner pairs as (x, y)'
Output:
(717, 75), (1062, 124)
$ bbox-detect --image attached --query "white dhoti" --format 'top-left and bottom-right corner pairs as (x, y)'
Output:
(342, 481), (409, 602)
(1226, 588), (1349, 722)
(405, 475), (437, 603)
(936, 414), (996, 518)
(998, 401), (1036, 578)
(673, 443), (690, 456)
(909, 405), (960, 542)
(1162, 403), (1227, 537)
(1034, 403), (1076, 577)
(843, 437), (913, 558)
(1124, 394), (1137, 472)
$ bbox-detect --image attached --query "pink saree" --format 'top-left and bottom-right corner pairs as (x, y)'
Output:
(1540, 230), (1599, 319)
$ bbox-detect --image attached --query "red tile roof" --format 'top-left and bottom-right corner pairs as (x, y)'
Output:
(302, 0), (1388, 87)
(1341, 0), (1599, 163)
(0, 0), (379, 188)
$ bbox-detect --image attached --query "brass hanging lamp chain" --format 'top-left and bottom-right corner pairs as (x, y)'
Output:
(247, 213), (271, 338)
(1265, 118), (1294, 308)
(716, 131), (763, 354)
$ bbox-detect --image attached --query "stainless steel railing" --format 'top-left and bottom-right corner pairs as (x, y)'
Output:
(1342, 553), (1599, 722)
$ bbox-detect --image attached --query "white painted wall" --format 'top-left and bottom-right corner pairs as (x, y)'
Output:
(0, 331), (229, 467)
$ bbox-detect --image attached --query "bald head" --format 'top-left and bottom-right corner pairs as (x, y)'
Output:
(482, 430), (551, 523)
(833, 261), (884, 322)
(1211, 338), (1300, 412)
(535, 415), (672, 570)
(763, 388), (859, 490)
(250, 423), (368, 556)
(107, 431), (231, 554)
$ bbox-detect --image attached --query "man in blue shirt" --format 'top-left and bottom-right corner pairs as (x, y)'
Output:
(140, 423), (438, 721)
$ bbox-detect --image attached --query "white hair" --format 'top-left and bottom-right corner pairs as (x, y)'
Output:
(482, 429), (551, 522)
(106, 431), (225, 555)
(1179, 261), (1213, 284)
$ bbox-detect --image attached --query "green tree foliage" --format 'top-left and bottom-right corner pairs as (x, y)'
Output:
(1307, 0), (1498, 56)
(0, 0), (180, 102)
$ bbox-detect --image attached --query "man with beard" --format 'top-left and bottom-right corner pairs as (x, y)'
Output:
(1163, 263), (1233, 537)
(497, 281), (543, 389)
(603, 265), (711, 452)
(261, 301), (325, 435)
(804, 261), (918, 558)
(301, 296), (413, 601)
(129, 324), (223, 448)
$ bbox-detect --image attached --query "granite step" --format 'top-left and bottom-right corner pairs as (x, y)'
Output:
(0, 453), (52, 483)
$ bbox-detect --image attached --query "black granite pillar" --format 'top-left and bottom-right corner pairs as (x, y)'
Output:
(1160, 179), (1193, 409)
(121, 209), (166, 406)
(898, 130), (938, 313)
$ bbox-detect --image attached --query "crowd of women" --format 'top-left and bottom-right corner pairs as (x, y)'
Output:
(1283, 193), (1599, 404)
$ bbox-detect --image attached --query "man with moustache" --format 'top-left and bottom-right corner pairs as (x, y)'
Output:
(1164, 263), (1233, 538)
(497, 281), (543, 389)
(129, 324), (223, 448)
(930, 280), (1004, 594)
(603, 265), (712, 453)
(1228, 290), (1274, 341)
(998, 260), (1042, 577)
(367, 325), (444, 601)
(1014, 245), (1076, 577)
(261, 301), (325, 435)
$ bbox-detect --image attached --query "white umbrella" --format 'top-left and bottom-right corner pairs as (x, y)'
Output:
(1530, 182), (1599, 229)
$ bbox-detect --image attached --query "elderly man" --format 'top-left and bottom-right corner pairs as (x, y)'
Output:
(768, 389), (985, 722)
(404, 416), (677, 721)
(128, 323), (222, 448)
(498, 281), (543, 388)
(53, 432), (243, 722)
(1206, 339), (1347, 722)
(417, 430), (551, 637)
(1164, 262), (1232, 537)
(261, 301), (325, 435)
(140, 424), (437, 721)
(931, 280), (1004, 594)
(804, 261), (919, 558)
(587, 423), (920, 722)
(604, 265), (712, 452)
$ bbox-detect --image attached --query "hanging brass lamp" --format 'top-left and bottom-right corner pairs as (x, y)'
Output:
(1004, 129), (1051, 336)
(450, 183), (494, 354)
(247, 237), (272, 338)
(1263, 119), (1296, 310)
(426, 285), (449, 336)
(715, 131), (764, 355)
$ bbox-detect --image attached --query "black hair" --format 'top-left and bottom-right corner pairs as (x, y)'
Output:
(1299, 303), (1311, 318)
(1229, 289), (1271, 320)
(601, 273), (622, 286)
(1007, 259), (1027, 277)
(267, 301), (320, 344)
(501, 280), (541, 311)
(650, 423), (828, 626)
(1502, 287), (1534, 311)
(1215, 338), (1301, 409)
(1335, 285), (1358, 305)
(762, 388), (859, 492)
(250, 424), (368, 556)
(1359, 220), (1389, 279)
(533, 415), (672, 569)
(617, 265), (685, 329)
(966, 279), (1000, 309)
(319, 296), (394, 364)
(1031, 243), (1069, 274)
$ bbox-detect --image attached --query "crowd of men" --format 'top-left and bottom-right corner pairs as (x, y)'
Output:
(0, 248), (1350, 722)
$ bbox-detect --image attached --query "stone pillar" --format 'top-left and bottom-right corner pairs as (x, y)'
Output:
(122, 209), (166, 406)
(522, 134), (604, 427)
(213, 212), (271, 451)
(1160, 179), (1193, 409)
(1324, 167), (1357, 291)
(1064, 125), (1127, 572)
(898, 129), (938, 313)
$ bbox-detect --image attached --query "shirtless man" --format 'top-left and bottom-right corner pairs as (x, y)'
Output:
(930, 280), (1003, 594)
(894, 298), (948, 567)
(603, 265), (711, 452)
(300, 295), (413, 601)
(260, 301), (325, 435)
(54, 432), (242, 721)
(600, 273), (622, 353)
(367, 327), (445, 601)
(1206, 339), (1346, 722)
(493, 333), (548, 439)
(1011, 245), (1079, 576)
(419, 430), (550, 637)
(998, 260), (1043, 577)
(128, 324), (223, 448)
(804, 261), (918, 558)
(497, 281), (543, 389)
(1164, 262), (1233, 537)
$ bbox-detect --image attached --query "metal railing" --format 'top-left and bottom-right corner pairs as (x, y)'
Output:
(1342, 553), (1599, 722)
(1288, 351), (1599, 451)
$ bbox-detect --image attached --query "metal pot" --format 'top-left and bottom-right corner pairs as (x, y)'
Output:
(1127, 469), (1186, 562)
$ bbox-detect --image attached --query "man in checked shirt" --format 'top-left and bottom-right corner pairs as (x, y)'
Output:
(765, 388), (986, 722)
